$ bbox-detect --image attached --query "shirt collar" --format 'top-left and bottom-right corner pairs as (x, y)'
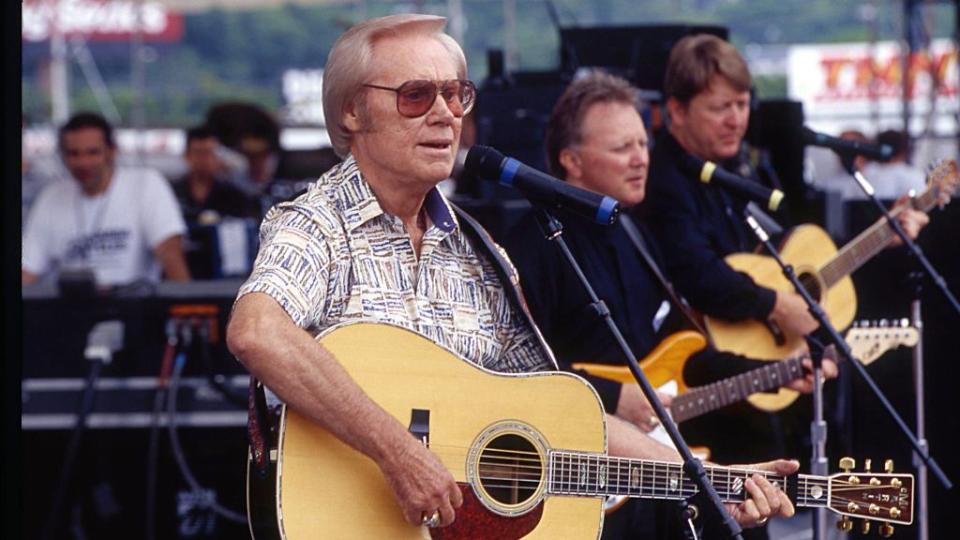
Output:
(333, 155), (459, 234)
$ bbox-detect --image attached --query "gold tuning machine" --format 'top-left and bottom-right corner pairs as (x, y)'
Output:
(860, 520), (871, 534)
(879, 523), (895, 537)
(864, 458), (872, 472)
(884, 459), (895, 473)
(839, 457), (856, 472)
(837, 516), (853, 532)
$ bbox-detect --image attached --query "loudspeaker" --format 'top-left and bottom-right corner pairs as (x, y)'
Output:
(559, 24), (729, 93)
(745, 99), (813, 224)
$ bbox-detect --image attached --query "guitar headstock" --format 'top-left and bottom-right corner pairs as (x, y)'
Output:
(924, 159), (959, 209)
(846, 320), (919, 366)
(830, 457), (914, 536)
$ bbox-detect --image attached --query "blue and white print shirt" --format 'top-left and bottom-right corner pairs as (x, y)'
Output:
(237, 156), (552, 374)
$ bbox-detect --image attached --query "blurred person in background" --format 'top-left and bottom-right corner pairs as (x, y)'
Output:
(173, 124), (260, 224)
(809, 128), (870, 199)
(22, 112), (190, 287)
(206, 102), (286, 196)
(861, 129), (928, 199)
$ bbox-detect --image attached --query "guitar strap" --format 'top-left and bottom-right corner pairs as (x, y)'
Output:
(451, 203), (559, 371)
(618, 213), (712, 344)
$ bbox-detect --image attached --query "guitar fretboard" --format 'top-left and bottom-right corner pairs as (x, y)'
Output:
(670, 357), (805, 423)
(819, 185), (939, 288)
(548, 452), (831, 508)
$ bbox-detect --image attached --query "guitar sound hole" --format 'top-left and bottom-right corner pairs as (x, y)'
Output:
(798, 272), (822, 303)
(477, 433), (543, 506)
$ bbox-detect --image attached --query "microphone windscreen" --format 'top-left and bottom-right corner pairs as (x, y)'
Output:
(464, 145), (505, 180)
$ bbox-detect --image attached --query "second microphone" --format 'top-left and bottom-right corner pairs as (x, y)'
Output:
(680, 153), (785, 212)
(464, 145), (620, 226)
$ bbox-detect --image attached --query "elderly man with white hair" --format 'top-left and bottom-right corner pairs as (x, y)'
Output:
(228, 14), (796, 537)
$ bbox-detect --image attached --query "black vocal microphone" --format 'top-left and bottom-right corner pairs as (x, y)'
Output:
(801, 127), (893, 162)
(681, 154), (784, 212)
(465, 145), (620, 225)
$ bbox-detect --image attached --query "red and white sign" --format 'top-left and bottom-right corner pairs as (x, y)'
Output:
(22, 0), (184, 43)
(788, 39), (958, 135)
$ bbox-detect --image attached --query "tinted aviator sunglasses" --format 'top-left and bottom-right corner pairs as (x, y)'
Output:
(362, 79), (477, 118)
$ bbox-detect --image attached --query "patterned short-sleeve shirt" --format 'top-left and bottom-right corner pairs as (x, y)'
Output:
(237, 156), (552, 374)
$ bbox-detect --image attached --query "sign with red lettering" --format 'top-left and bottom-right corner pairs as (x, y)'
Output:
(788, 39), (958, 134)
(22, 0), (184, 43)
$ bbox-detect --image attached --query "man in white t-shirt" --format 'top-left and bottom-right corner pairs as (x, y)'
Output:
(22, 112), (191, 287)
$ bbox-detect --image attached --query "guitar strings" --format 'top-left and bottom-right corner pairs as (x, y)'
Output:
(422, 445), (897, 506)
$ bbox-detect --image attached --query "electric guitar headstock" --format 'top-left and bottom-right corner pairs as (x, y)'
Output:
(827, 457), (914, 537)
(920, 158), (959, 210)
(846, 319), (919, 366)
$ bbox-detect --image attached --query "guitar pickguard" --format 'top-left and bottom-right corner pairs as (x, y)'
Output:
(430, 484), (544, 540)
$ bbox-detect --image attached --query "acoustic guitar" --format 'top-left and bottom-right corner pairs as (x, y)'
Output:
(705, 159), (957, 412)
(246, 322), (914, 539)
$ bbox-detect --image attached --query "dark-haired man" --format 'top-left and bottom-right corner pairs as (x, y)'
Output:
(22, 112), (190, 286)
(174, 124), (260, 224)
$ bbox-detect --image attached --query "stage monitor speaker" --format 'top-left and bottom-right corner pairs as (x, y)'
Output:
(466, 70), (569, 201)
(559, 24), (729, 94)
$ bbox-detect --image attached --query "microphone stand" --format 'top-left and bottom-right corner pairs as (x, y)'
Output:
(907, 272), (929, 540)
(741, 209), (830, 539)
(839, 159), (954, 493)
(842, 158), (960, 318)
(40, 320), (125, 540)
(532, 206), (743, 540)
(741, 206), (953, 495)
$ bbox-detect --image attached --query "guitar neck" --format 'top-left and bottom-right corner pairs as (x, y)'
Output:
(820, 187), (938, 287)
(670, 356), (805, 423)
(548, 451), (829, 508)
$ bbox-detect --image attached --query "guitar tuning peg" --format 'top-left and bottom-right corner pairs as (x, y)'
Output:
(864, 458), (872, 472)
(837, 516), (853, 532)
(839, 457), (856, 472)
(900, 318), (910, 328)
(879, 319), (888, 327)
(879, 523), (895, 537)
(861, 520), (871, 534)
(884, 459), (894, 473)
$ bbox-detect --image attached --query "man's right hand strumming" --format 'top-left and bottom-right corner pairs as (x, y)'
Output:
(769, 289), (819, 337)
(379, 433), (464, 528)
